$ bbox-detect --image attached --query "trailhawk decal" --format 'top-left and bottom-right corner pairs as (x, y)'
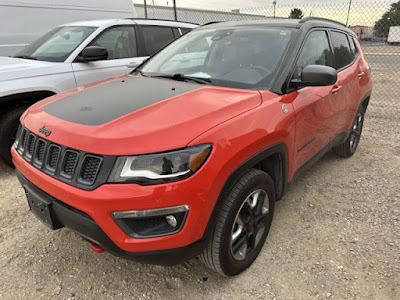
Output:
(44, 76), (201, 126)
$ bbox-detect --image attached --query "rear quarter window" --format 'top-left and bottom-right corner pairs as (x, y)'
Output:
(330, 31), (355, 70)
(348, 35), (358, 58)
(180, 28), (192, 35)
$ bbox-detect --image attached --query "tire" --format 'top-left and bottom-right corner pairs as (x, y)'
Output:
(334, 106), (366, 158)
(200, 168), (275, 276)
(0, 106), (28, 167)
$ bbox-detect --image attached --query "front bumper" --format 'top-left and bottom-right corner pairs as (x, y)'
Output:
(12, 147), (221, 254)
(16, 171), (205, 265)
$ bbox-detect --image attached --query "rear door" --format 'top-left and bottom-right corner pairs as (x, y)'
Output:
(138, 25), (177, 56)
(290, 30), (343, 171)
(329, 31), (361, 132)
(72, 25), (147, 86)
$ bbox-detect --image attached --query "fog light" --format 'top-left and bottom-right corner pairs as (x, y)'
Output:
(112, 205), (189, 238)
(166, 215), (177, 227)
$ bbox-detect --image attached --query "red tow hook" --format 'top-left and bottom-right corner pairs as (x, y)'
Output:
(90, 242), (105, 253)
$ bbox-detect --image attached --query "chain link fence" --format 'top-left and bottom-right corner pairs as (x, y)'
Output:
(136, 0), (400, 116)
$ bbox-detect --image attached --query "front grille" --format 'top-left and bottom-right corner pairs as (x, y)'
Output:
(15, 125), (107, 190)
(36, 140), (46, 163)
(79, 156), (102, 185)
(48, 145), (61, 170)
(27, 134), (36, 157)
(62, 150), (79, 178)
(20, 128), (28, 151)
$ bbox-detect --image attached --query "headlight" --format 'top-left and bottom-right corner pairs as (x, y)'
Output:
(108, 144), (211, 185)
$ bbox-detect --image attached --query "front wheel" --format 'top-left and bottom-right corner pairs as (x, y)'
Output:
(334, 106), (366, 158)
(200, 168), (275, 276)
(0, 106), (28, 167)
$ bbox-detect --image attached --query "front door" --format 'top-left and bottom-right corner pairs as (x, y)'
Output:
(72, 25), (147, 87)
(289, 30), (344, 172)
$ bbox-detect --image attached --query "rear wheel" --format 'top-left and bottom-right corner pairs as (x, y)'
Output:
(0, 106), (28, 167)
(200, 168), (275, 276)
(334, 107), (365, 158)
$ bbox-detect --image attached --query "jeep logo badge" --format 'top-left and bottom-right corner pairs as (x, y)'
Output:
(39, 126), (51, 137)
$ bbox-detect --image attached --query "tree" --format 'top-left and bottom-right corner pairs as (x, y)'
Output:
(289, 8), (304, 19)
(374, 0), (400, 38)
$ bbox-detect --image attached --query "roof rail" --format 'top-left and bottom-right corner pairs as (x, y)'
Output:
(202, 21), (222, 26)
(125, 18), (199, 26)
(299, 17), (346, 27)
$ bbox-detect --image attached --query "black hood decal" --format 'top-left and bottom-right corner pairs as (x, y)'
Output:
(44, 76), (201, 126)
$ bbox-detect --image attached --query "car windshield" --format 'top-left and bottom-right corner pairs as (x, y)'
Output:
(138, 26), (293, 90)
(14, 26), (97, 62)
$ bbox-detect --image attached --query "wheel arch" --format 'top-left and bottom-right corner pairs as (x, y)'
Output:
(0, 90), (57, 112)
(201, 142), (289, 242)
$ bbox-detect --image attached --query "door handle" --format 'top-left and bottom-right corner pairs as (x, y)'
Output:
(357, 72), (365, 80)
(126, 62), (139, 68)
(331, 85), (342, 94)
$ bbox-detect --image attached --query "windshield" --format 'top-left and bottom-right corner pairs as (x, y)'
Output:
(15, 26), (97, 62)
(139, 27), (293, 90)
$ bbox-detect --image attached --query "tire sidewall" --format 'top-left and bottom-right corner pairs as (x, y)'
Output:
(0, 106), (27, 167)
(348, 107), (366, 155)
(218, 171), (275, 276)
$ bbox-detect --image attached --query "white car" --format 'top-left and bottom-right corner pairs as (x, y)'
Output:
(0, 18), (197, 166)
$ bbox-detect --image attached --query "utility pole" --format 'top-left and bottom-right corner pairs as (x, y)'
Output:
(273, 1), (277, 18)
(144, 0), (148, 19)
(173, 0), (177, 21)
(346, 0), (352, 26)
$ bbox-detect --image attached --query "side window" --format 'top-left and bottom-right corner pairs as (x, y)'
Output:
(180, 28), (191, 35)
(348, 35), (358, 58)
(295, 30), (333, 79)
(140, 26), (175, 56)
(89, 26), (137, 60)
(330, 31), (354, 70)
(172, 28), (180, 38)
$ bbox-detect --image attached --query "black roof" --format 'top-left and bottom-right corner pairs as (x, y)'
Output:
(200, 17), (354, 35)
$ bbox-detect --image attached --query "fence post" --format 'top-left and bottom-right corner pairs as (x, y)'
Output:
(173, 0), (177, 21)
(346, 0), (352, 25)
(144, 0), (148, 19)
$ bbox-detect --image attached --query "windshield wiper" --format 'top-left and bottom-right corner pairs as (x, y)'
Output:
(12, 55), (37, 60)
(152, 73), (212, 85)
(134, 69), (148, 77)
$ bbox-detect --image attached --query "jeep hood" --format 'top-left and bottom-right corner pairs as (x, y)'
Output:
(0, 56), (63, 81)
(22, 75), (263, 155)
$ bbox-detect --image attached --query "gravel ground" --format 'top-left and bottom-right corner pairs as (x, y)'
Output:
(1, 41), (400, 299)
(0, 103), (399, 300)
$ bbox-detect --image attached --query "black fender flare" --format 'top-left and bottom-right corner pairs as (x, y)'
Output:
(201, 142), (289, 244)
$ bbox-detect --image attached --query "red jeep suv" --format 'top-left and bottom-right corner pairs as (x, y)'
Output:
(12, 17), (372, 276)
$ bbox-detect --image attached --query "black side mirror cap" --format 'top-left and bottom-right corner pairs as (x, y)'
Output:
(292, 65), (338, 87)
(76, 46), (108, 63)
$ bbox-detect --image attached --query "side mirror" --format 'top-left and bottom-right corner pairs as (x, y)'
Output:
(76, 46), (108, 62)
(292, 65), (337, 87)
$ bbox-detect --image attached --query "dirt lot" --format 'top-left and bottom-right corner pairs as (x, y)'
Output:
(0, 106), (398, 300)
(1, 44), (400, 299)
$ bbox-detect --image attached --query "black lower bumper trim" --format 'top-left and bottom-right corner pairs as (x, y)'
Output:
(16, 170), (205, 265)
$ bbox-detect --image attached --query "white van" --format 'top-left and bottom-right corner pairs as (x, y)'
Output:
(0, 0), (137, 56)
(388, 26), (400, 45)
